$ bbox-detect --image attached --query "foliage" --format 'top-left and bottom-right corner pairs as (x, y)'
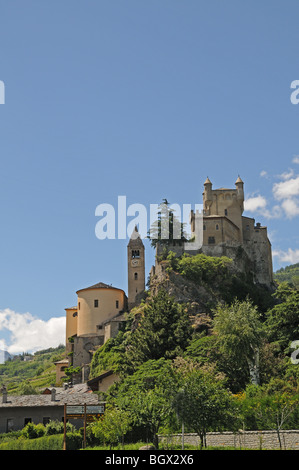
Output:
(16, 380), (39, 395)
(237, 381), (299, 447)
(45, 419), (75, 435)
(0, 345), (65, 392)
(172, 359), (238, 448)
(213, 298), (265, 385)
(90, 404), (132, 448)
(22, 422), (45, 439)
(167, 252), (232, 285)
(274, 263), (299, 288)
(89, 332), (127, 379)
(148, 200), (188, 249)
(112, 358), (179, 448)
(125, 289), (192, 370)
(63, 366), (81, 383)
(0, 432), (81, 451)
(265, 284), (299, 351)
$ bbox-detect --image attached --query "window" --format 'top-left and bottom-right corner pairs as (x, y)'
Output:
(224, 209), (228, 216)
(78, 302), (80, 310)
(134, 272), (138, 280)
(132, 250), (140, 258)
(208, 236), (215, 244)
(43, 417), (50, 426)
(246, 225), (250, 231)
(94, 299), (99, 308)
(216, 224), (219, 230)
(116, 300), (119, 309)
(6, 419), (14, 432)
(203, 225), (206, 230)
(24, 418), (32, 426)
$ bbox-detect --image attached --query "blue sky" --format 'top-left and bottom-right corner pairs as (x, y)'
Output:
(0, 1), (299, 353)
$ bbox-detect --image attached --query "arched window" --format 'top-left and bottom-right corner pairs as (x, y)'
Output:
(134, 272), (138, 280)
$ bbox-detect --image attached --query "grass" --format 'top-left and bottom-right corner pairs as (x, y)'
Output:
(85, 442), (247, 451)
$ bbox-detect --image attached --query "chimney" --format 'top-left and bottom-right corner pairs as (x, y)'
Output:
(51, 388), (56, 402)
(2, 386), (7, 404)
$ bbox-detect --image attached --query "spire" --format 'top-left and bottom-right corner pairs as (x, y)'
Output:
(235, 175), (243, 184)
(128, 225), (144, 246)
(204, 176), (212, 185)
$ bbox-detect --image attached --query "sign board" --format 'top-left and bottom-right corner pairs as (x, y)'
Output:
(63, 402), (106, 450)
(66, 404), (105, 418)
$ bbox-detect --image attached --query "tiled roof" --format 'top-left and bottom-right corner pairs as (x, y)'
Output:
(76, 282), (124, 293)
(0, 384), (99, 408)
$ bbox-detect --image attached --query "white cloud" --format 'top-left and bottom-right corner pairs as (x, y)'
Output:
(278, 168), (295, 181)
(0, 308), (65, 355)
(273, 248), (299, 264)
(244, 195), (281, 219)
(244, 195), (267, 212)
(273, 175), (299, 200)
(292, 156), (299, 164)
(260, 170), (268, 178)
(281, 198), (299, 219)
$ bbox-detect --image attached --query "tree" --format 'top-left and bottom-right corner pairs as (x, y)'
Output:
(265, 284), (299, 352)
(126, 289), (192, 369)
(17, 380), (38, 395)
(114, 358), (179, 448)
(239, 383), (299, 449)
(213, 298), (264, 385)
(173, 359), (238, 448)
(148, 199), (188, 249)
(90, 405), (132, 449)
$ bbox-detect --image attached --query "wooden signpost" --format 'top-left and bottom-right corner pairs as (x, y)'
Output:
(63, 402), (105, 449)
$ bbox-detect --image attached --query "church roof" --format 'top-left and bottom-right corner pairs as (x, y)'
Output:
(76, 282), (124, 294)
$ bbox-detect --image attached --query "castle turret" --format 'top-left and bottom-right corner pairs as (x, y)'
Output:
(235, 175), (244, 213)
(203, 177), (213, 215)
(127, 226), (145, 310)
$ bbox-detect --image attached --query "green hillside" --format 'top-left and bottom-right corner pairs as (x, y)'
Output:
(274, 263), (299, 288)
(0, 346), (65, 393)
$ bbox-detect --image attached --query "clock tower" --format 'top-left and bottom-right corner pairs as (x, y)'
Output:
(127, 226), (145, 310)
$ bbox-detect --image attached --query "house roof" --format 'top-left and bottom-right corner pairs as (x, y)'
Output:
(0, 384), (99, 408)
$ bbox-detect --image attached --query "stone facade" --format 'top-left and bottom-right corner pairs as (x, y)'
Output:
(127, 226), (146, 309)
(160, 430), (299, 450)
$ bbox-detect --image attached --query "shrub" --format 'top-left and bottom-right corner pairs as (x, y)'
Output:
(0, 432), (82, 450)
(22, 422), (45, 439)
(45, 419), (75, 435)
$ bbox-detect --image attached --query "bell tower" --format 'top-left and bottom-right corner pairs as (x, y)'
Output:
(127, 226), (145, 310)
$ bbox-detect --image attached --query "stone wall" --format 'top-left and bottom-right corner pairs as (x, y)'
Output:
(160, 430), (299, 450)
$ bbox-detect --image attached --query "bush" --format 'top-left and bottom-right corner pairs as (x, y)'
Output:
(0, 432), (82, 450)
(22, 422), (45, 439)
(45, 419), (75, 435)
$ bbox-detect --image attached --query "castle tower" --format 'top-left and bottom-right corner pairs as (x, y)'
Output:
(203, 177), (213, 215)
(235, 175), (244, 213)
(127, 226), (145, 310)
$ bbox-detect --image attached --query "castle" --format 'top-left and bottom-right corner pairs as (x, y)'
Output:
(57, 177), (273, 386)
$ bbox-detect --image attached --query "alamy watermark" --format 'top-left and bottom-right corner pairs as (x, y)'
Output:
(291, 340), (299, 364)
(0, 81), (5, 104)
(95, 196), (203, 251)
(290, 80), (299, 105)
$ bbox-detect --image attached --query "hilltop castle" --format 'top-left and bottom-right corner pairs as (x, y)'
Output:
(57, 177), (273, 385)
